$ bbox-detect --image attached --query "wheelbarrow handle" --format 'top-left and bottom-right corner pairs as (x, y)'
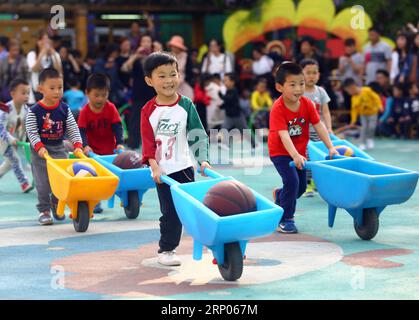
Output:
(87, 151), (97, 158)
(325, 155), (345, 160)
(289, 160), (313, 170)
(113, 148), (124, 154)
(197, 167), (224, 179)
(16, 141), (29, 147)
(74, 149), (88, 159)
(160, 175), (180, 186)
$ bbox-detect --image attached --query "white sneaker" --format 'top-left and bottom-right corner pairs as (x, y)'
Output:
(358, 144), (366, 151)
(158, 250), (181, 266)
(366, 139), (374, 149)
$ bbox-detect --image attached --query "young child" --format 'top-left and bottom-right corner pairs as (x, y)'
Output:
(300, 58), (333, 197)
(407, 83), (419, 139)
(269, 62), (338, 234)
(0, 78), (33, 192)
(78, 73), (124, 213)
(63, 78), (87, 122)
(205, 73), (225, 129)
(25, 68), (83, 225)
(141, 52), (211, 266)
(379, 84), (405, 137)
(251, 78), (273, 112)
(342, 77), (383, 150)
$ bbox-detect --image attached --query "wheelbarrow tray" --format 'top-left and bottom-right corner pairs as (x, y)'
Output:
(169, 176), (283, 247)
(308, 138), (374, 161)
(310, 158), (418, 210)
(46, 157), (119, 202)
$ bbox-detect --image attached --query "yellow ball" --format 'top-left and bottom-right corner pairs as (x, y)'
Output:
(335, 145), (355, 157)
(66, 161), (97, 177)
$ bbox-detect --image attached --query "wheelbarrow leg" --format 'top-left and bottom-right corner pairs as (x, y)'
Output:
(328, 205), (337, 227)
(107, 195), (115, 209)
(193, 241), (203, 261)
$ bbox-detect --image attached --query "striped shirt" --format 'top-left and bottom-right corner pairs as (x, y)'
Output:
(25, 100), (82, 152)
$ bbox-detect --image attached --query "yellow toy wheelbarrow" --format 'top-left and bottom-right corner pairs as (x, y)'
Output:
(44, 150), (119, 232)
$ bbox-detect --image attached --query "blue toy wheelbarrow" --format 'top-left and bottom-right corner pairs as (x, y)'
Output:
(89, 152), (156, 219)
(307, 135), (374, 161)
(161, 168), (283, 281)
(291, 157), (418, 240)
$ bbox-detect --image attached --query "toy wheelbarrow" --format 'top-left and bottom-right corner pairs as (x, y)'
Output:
(88, 151), (155, 219)
(45, 150), (119, 232)
(161, 168), (283, 281)
(291, 157), (418, 240)
(307, 134), (374, 162)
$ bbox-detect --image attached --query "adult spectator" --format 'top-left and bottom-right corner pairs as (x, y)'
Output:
(363, 27), (392, 85)
(390, 32), (414, 86)
(201, 39), (233, 78)
(251, 43), (274, 78)
(26, 30), (62, 102)
(295, 36), (328, 85)
(0, 39), (29, 102)
(338, 38), (364, 85)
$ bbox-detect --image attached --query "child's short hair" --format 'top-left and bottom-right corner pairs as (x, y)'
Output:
(143, 51), (178, 78)
(67, 77), (80, 88)
(224, 72), (238, 84)
(256, 77), (268, 86)
(376, 69), (389, 78)
(344, 38), (356, 47)
(300, 58), (319, 69)
(86, 73), (110, 92)
(39, 68), (61, 84)
(210, 73), (221, 82)
(275, 62), (303, 85)
(342, 77), (357, 88)
(9, 78), (29, 92)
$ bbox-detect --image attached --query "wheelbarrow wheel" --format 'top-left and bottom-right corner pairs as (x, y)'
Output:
(124, 191), (140, 219)
(218, 242), (243, 281)
(73, 201), (90, 233)
(354, 208), (379, 240)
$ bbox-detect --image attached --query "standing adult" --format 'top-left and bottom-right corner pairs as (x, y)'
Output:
(201, 39), (233, 78)
(0, 39), (29, 102)
(363, 27), (392, 85)
(121, 33), (155, 149)
(26, 31), (62, 103)
(167, 35), (194, 100)
(390, 32), (414, 86)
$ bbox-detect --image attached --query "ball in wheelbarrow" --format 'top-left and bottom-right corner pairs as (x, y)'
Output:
(203, 180), (257, 217)
(112, 150), (144, 169)
(66, 161), (97, 177)
(335, 145), (354, 157)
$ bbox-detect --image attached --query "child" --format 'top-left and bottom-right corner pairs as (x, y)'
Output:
(63, 78), (87, 122)
(251, 78), (273, 112)
(342, 77), (383, 150)
(205, 73), (225, 129)
(0, 78), (33, 192)
(407, 83), (419, 139)
(239, 88), (252, 122)
(78, 73), (124, 213)
(378, 84), (405, 137)
(300, 58), (333, 197)
(25, 68), (83, 225)
(193, 75), (211, 133)
(269, 62), (338, 234)
(141, 52), (211, 266)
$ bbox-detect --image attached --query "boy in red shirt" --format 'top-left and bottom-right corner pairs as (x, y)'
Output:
(269, 62), (338, 233)
(78, 73), (124, 213)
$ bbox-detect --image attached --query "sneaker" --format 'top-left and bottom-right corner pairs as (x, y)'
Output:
(366, 139), (374, 149)
(303, 181), (316, 197)
(38, 211), (54, 226)
(358, 144), (366, 151)
(277, 220), (298, 234)
(158, 250), (181, 266)
(21, 182), (34, 193)
(93, 202), (103, 214)
(272, 188), (281, 205)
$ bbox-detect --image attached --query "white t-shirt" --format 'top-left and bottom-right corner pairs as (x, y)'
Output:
(201, 53), (233, 76)
(26, 50), (61, 102)
(252, 55), (274, 76)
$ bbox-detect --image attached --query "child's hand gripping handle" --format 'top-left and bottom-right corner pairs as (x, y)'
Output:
(197, 167), (224, 179)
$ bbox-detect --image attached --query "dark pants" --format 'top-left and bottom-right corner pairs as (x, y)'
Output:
(195, 102), (208, 133)
(271, 155), (307, 221)
(127, 101), (144, 150)
(156, 166), (195, 253)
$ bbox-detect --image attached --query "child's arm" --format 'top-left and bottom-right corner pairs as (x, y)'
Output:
(369, 89), (384, 113)
(265, 93), (273, 110)
(379, 97), (393, 123)
(321, 103), (333, 133)
(313, 122), (339, 158)
(25, 109), (47, 157)
(251, 92), (261, 111)
(278, 130), (306, 170)
(350, 98), (358, 125)
(112, 122), (125, 150)
(65, 110), (83, 153)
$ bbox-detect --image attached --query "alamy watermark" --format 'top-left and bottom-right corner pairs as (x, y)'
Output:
(350, 5), (366, 30)
(50, 5), (66, 30)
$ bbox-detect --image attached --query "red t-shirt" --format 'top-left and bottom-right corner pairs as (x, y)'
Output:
(268, 96), (320, 157)
(78, 101), (121, 155)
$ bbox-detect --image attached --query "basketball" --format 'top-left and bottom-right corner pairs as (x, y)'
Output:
(66, 161), (97, 177)
(203, 180), (257, 217)
(112, 151), (144, 169)
(335, 145), (355, 157)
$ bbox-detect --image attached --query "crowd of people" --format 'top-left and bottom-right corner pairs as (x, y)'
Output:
(0, 20), (419, 155)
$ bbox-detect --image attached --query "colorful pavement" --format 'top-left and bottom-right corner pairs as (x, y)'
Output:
(0, 138), (418, 300)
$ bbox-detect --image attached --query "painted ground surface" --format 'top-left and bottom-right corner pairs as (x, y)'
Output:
(0, 138), (418, 300)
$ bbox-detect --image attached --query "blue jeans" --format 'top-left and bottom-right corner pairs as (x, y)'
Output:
(271, 155), (307, 221)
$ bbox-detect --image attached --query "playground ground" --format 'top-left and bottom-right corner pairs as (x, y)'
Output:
(0, 137), (418, 300)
